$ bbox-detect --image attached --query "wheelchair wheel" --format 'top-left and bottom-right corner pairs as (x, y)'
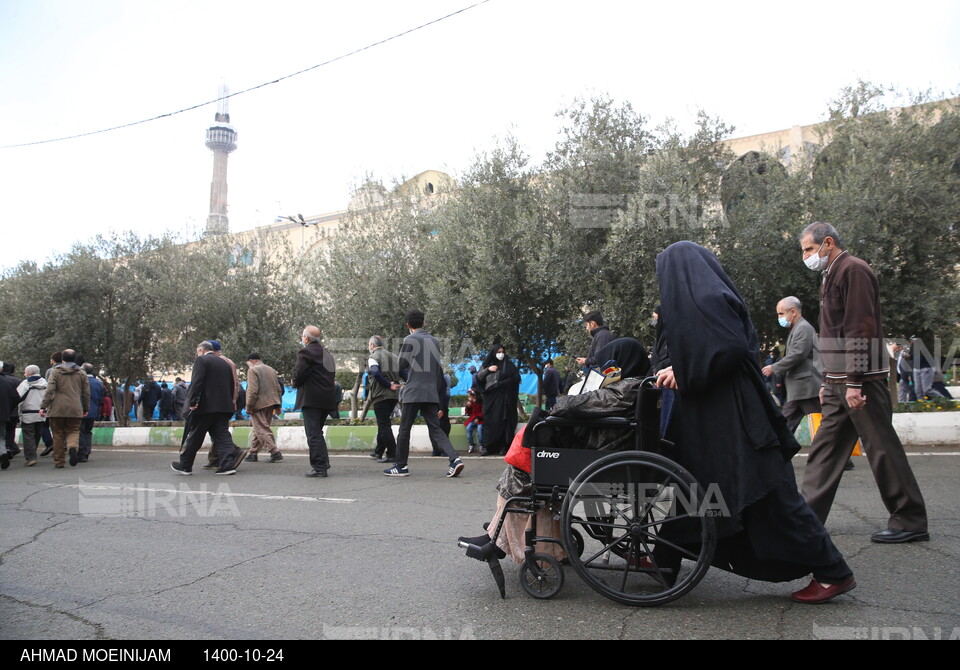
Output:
(561, 451), (716, 606)
(518, 553), (564, 599)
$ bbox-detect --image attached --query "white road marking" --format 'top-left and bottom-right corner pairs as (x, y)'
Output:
(62, 483), (356, 504)
(792, 452), (960, 458)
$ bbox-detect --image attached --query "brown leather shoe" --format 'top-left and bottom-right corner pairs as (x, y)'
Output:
(791, 575), (856, 604)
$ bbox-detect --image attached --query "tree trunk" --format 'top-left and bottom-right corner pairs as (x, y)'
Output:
(115, 377), (131, 427)
(360, 394), (373, 421)
(350, 369), (364, 419)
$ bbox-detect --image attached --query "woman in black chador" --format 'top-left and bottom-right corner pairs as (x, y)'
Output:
(654, 241), (855, 604)
(476, 344), (521, 456)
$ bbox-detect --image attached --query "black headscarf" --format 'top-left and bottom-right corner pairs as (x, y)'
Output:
(655, 241), (761, 394)
(481, 344), (520, 377)
(592, 338), (652, 379)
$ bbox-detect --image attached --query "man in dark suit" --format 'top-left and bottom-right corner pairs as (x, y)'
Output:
(762, 296), (823, 433)
(542, 359), (562, 411)
(171, 341), (244, 475)
(385, 309), (463, 478)
(158, 382), (174, 421)
(140, 379), (160, 422)
(293, 325), (337, 478)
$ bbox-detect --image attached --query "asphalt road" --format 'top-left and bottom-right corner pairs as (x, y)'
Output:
(1, 445), (958, 640)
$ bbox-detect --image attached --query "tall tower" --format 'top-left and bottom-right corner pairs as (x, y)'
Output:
(204, 86), (238, 236)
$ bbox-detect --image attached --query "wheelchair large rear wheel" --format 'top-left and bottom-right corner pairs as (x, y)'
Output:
(560, 451), (716, 606)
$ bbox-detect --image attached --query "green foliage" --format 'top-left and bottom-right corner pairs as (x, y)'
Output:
(807, 87), (960, 343)
(893, 397), (959, 413)
(300, 180), (433, 372)
(2, 83), (957, 398)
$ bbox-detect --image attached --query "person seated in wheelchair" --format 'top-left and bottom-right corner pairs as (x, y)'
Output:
(459, 337), (652, 565)
(652, 241), (855, 604)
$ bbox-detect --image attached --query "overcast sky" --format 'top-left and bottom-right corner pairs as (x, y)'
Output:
(1, 0), (958, 271)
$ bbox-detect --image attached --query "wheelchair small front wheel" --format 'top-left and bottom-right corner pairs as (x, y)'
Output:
(519, 553), (564, 599)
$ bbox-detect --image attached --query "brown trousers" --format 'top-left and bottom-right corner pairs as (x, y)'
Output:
(802, 379), (927, 532)
(248, 407), (278, 455)
(49, 417), (81, 467)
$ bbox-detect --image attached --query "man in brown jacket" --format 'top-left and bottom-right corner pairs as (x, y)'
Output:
(798, 222), (928, 544)
(244, 353), (283, 463)
(39, 349), (90, 468)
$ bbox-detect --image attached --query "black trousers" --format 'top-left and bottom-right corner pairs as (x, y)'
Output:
(5, 419), (18, 452)
(373, 399), (398, 459)
(395, 402), (457, 468)
(302, 407), (331, 473)
(781, 396), (821, 434)
(79, 417), (95, 458)
(179, 413), (235, 469)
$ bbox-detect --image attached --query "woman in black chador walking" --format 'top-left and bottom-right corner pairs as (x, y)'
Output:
(654, 241), (855, 604)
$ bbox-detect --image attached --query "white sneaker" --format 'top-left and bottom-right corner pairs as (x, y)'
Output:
(446, 458), (464, 478)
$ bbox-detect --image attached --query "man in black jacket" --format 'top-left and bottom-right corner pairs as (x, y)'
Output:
(542, 359), (561, 411)
(171, 341), (243, 475)
(1, 362), (22, 457)
(575, 311), (615, 368)
(158, 382), (175, 421)
(140, 379), (160, 422)
(293, 325), (337, 478)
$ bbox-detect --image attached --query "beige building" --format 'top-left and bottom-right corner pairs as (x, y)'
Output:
(242, 169), (456, 258)
(721, 96), (959, 170)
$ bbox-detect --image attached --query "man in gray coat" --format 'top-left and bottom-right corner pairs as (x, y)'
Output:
(384, 309), (463, 478)
(762, 297), (823, 433)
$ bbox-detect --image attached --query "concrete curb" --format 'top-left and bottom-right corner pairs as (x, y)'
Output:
(20, 424), (476, 453)
(17, 411), (958, 451)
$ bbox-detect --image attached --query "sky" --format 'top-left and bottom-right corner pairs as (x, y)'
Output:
(1, 0), (958, 272)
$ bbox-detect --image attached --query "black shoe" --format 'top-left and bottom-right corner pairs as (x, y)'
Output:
(170, 461), (192, 476)
(78, 456), (88, 463)
(0, 452), (9, 470)
(40, 446), (53, 457)
(68, 448), (78, 467)
(375, 456), (391, 463)
(305, 470), (327, 478)
(844, 459), (855, 471)
(268, 451), (283, 463)
(7, 448), (20, 457)
(870, 528), (930, 543)
(368, 452), (380, 460)
(245, 452), (259, 462)
(479, 449), (489, 457)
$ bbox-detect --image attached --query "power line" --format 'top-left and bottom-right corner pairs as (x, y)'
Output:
(1, 0), (491, 150)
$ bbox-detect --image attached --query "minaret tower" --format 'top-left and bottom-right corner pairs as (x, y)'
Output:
(204, 85), (238, 236)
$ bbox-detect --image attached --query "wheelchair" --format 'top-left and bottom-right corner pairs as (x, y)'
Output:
(459, 378), (717, 606)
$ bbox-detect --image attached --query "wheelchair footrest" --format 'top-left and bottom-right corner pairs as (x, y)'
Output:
(458, 539), (506, 562)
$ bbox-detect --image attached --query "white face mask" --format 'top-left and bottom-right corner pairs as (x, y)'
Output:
(495, 352), (505, 361)
(804, 243), (828, 271)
